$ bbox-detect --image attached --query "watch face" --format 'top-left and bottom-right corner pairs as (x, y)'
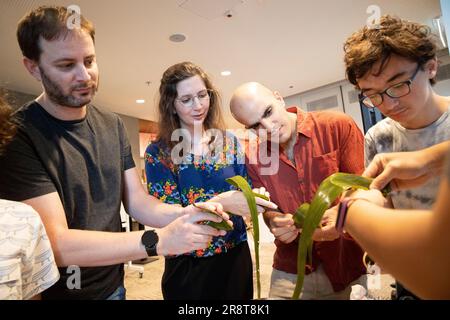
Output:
(142, 230), (158, 247)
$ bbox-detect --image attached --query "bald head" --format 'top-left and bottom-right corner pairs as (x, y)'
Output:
(230, 82), (272, 119)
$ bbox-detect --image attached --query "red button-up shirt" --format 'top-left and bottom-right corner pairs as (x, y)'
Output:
(246, 107), (366, 292)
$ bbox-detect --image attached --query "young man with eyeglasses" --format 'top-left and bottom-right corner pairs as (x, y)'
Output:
(344, 15), (450, 300)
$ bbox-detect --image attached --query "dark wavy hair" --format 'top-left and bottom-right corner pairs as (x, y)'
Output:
(344, 15), (438, 87)
(157, 61), (224, 150)
(0, 92), (17, 155)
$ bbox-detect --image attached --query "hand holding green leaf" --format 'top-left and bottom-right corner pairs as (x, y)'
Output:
(209, 189), (275, 218)
(292, 173), (390, 299)
(193, 203), (234, 231)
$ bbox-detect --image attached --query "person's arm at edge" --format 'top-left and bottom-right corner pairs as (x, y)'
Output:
(23, 191), (148, 267)
(24, 189), (225, 267)
(344, 177), (450, 299)
(364, 140), (450, 190)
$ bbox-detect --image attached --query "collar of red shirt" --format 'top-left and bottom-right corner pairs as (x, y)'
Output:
(286, 106), (312, 139)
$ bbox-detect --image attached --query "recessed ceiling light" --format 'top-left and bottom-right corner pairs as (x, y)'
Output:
(221, 70), (231, 76)
(136, 99), (145, 104)
(169, 33), (187, 43)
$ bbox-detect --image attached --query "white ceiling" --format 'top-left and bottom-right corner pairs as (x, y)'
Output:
(0, 0), (442, 128)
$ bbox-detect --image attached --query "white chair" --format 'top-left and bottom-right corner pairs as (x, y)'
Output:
(120, 203), (144, 278)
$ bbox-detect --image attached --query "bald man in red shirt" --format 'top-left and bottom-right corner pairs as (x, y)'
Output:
(230, 82), (367, 299)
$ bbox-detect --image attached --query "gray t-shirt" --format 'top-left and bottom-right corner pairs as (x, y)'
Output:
(365, 105), (450, 210)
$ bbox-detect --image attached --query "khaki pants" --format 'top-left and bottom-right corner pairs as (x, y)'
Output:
(269, 265), (367, 300)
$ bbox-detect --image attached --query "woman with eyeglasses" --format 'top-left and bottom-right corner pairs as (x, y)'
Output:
(144, 61), (276, 299)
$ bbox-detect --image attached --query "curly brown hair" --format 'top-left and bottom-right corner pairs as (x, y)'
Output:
(344, 15), (438, 87)
(157, 62), (224, 150)
(0, 92), (17, 155)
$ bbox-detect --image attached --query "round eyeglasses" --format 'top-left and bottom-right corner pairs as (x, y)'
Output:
(175, 89), (212, 108)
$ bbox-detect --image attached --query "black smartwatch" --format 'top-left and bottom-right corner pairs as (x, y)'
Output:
(141, 230), (159, 257)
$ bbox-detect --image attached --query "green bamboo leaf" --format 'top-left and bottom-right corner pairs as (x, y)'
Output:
(330, 173), (371, 190)
(193, 203), (234, 231)
(330, 173), (392, 197)
(307, 242), (313, 266)
(254, 192), (270, 201)
(293, 176), (343, 299)
(202, 219), (234, 231)
(292, 172), (389, 299)
(293, 203), (309, 228)
(225, 175), (262, 299)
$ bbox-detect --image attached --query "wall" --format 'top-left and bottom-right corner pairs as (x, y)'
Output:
(435, 55), (450, 96)
(4, 89), (36, 109)
(435, 79), (450, 96)
(118, 113), (142, 178)
(283, 80), (365, 133)
(283, 95), (305, 111)
(442, 0), (450, 47)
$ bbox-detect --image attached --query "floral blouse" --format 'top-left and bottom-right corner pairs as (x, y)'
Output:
(144, 133), (249, 258)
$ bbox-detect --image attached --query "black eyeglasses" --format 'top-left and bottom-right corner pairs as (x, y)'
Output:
(359, 65), (421, 109)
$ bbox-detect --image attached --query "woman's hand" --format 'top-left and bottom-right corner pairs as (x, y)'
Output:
(208, 188), (277, 218)
(182, 201), (232, 228)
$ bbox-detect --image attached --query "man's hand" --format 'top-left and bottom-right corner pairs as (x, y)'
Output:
(312, 188), (390, 242)
(363, 151), (434, 190)
(209, 188), (277, 218)
(344, 188), (390, 208)
(157, 203), (229, 256)
(312, 206), (340, 242)
(267, 211), (299, 244)
(184, 201), (232, 226)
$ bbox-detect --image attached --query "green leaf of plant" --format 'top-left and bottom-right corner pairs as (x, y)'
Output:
(330, 173), (391, 197)
(307, 242), (313, 266)
(330, 173), (371, 190)
(293, 203), (309, 228)
(193, 203), (234, 231)
(254, 192), (270, 201)
(201, 219), (234, 231)
(225, 175), (262, 299)
(292, 172), (389, 299)
(292, 175), (343, 299)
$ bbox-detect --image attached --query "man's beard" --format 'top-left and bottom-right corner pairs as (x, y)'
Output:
(39, 66), (98, 108)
